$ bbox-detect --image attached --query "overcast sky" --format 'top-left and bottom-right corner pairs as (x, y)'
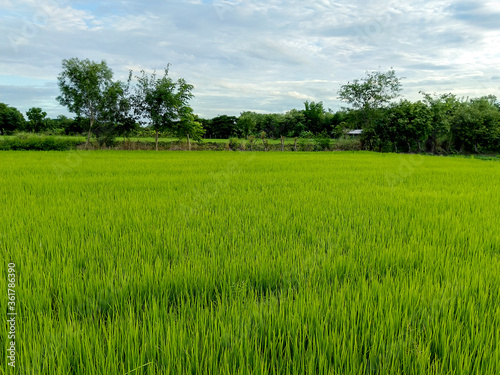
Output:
(1, 0), (499, 119)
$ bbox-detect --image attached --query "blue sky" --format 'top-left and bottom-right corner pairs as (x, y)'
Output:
(1, 0), (499, 119)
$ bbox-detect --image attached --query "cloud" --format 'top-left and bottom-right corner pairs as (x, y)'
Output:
(0, 0), (499, 118)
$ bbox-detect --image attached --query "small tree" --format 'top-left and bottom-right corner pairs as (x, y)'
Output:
(57, 58), (115, 149)
(25, 107), (48, 133)
(133, 66), (194, 151)
(260, 131), (268, 151)
(173, 106), (205, 149)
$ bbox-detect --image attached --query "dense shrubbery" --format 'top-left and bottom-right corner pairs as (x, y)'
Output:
(359, 95), (500, 154)
(0, 133), (84, 151)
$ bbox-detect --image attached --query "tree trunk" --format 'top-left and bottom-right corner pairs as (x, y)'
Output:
(187, 133), (191, 151)
(431, 133), (437, 154)
(155, 129), (159, 151)
(280, 135), (284, 151)
(294, 137), (298, 152)
(85, 118), (94, 150)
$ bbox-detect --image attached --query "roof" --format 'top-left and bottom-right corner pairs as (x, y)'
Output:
(347, 129), (363, 135)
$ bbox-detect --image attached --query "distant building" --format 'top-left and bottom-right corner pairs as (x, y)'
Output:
(347, 129), (363, 137)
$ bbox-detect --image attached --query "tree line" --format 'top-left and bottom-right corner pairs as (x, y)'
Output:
(1, 60), (499, 153)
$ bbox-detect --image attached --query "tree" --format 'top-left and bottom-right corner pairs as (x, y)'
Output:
(0, 103), (25, 134)
(173, 106), (205, 143)
(25, 107), (48, 133)
(338, 69), (403, 129)
(57, 58), (115, 149)
(237, 111), (258, 138)
(133, 66), (194, 151)
(384, 100), (433, 152)
(93, 75), (137, 146)
(204, 115), (238, 139)
(451, 96), (500, 153)
(421, 92), (460, 153)
(303, 101), (326, 134)
(282, 109), (305, 137)
(48, 115), (75, 135)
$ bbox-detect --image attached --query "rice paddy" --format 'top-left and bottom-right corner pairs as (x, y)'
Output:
(1, 151), (499, 374)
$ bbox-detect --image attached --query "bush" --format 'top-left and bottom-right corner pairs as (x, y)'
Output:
(297, 138), (314, 151)
(314, 137), (331, 151)
(333, 137), (363, 151)
(228, 137), (240, 151)
(0, 134), (83, 151)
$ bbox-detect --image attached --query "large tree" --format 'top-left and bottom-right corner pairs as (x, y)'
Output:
(338, 69), (403, 129)
(56, 58), (115, 149)
(133, 66), (194, 151)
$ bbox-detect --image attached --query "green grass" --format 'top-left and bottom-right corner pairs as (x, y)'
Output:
(1, 151), (499, 374)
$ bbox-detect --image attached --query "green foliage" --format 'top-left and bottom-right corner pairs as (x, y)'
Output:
(57, 58), (116, 148)
(0, 133), (83, 150)
(314, 135), (332, 151)
(420, 92), (461, 153)
(297, 137), (314, 151)
(338, 69), (403, 129)
(203, 115), (238, 139)
(282, 109), (305, 137)
(133, 66), (194, 150)
(173, 107), (205, 141)
(333, 137), (363, 151)
(228, 137), (240, 151)
(451, 96), (500, 153)
(246, 135), (256, 150)
(237, 111), (258, 137)
(25, 107), (48, 133)
(260, 131), (269, 151)
(303, 101), (326, 134)
(0, 102), (25, 134)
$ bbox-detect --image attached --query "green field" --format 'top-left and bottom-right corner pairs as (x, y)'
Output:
(1, 151), (500, 374)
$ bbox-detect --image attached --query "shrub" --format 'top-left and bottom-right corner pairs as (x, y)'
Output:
(314, 137), (331, 151)
(334, 137), (363, 151)
(297, 138), (314, 151)
(0, 134), (83, 151)
(228, 137), (240, 151)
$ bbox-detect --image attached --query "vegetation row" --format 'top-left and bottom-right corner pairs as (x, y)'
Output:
(1, 59), (499, 153)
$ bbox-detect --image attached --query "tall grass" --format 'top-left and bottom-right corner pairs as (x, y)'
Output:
(1, 152), (499, 374)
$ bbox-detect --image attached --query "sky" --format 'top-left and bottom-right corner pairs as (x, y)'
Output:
(1, 0), (499, 119)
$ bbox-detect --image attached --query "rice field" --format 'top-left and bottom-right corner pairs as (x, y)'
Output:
(1, 151), (499, 374)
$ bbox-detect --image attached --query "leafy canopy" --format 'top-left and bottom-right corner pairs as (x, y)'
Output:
(338, 69), (403, 111)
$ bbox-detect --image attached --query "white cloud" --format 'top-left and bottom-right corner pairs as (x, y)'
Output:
(0, 0), (499, 118)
